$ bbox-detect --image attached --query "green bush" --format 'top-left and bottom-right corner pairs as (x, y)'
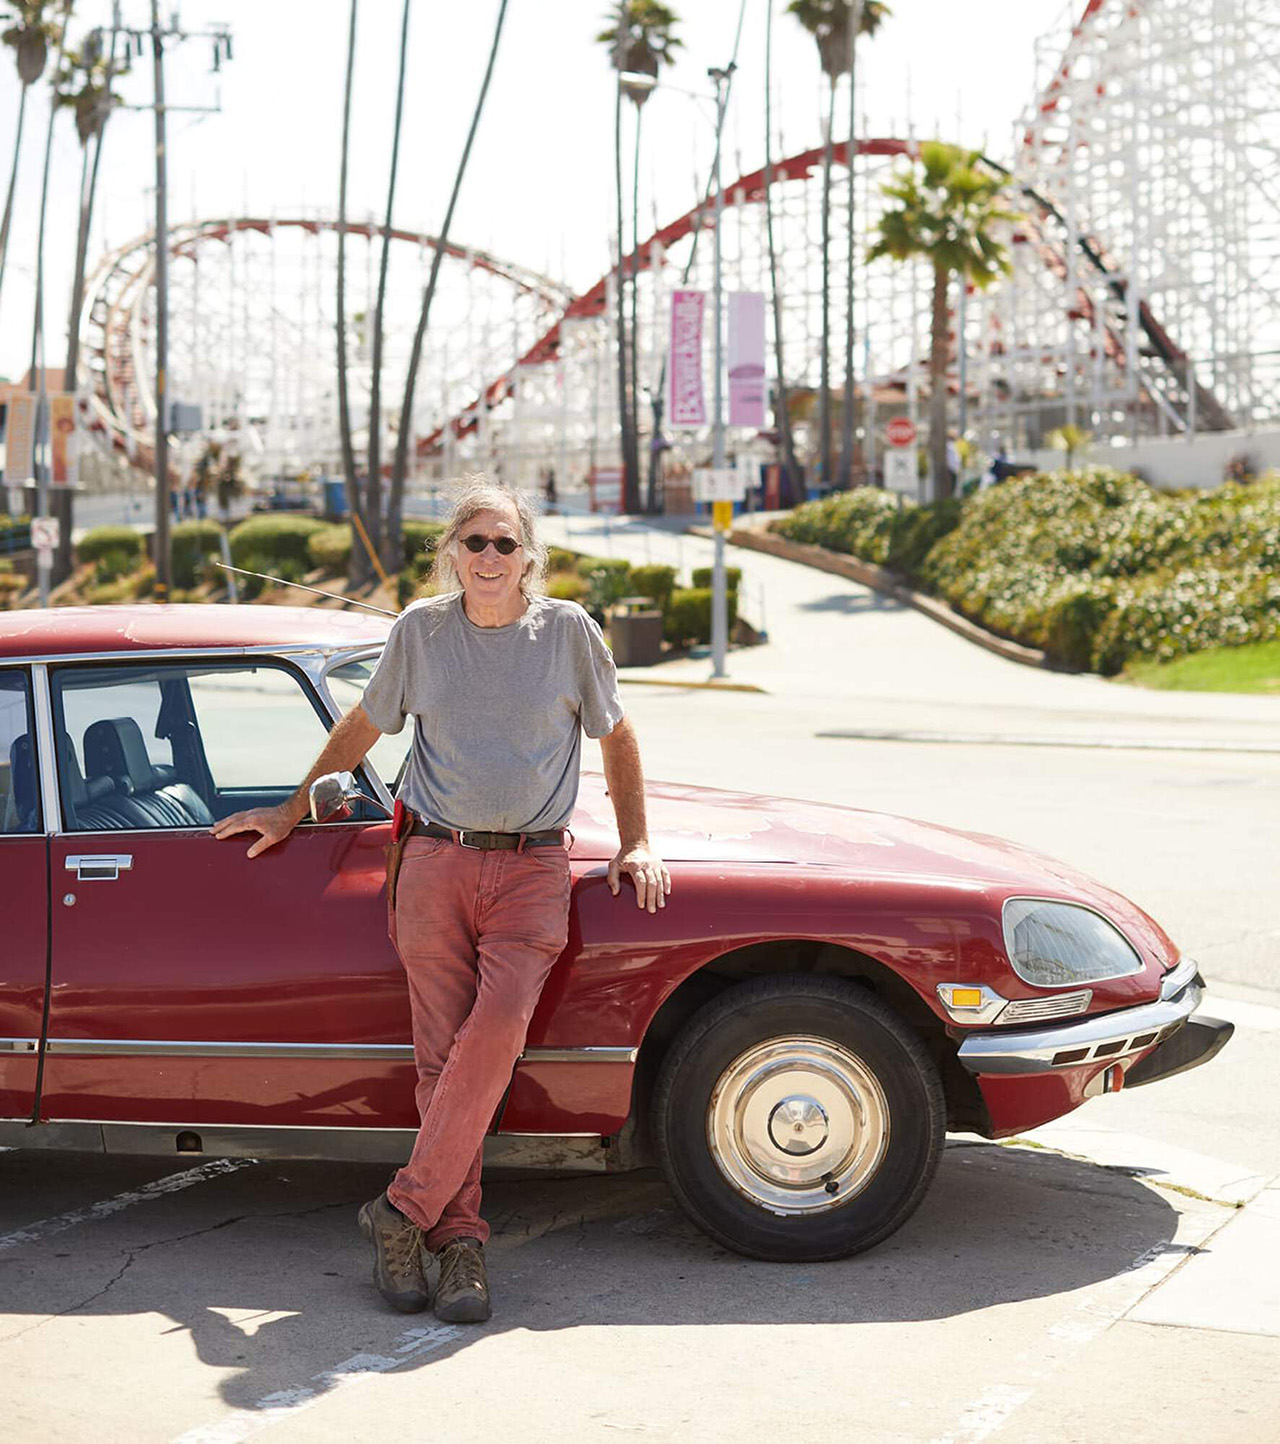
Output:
(547, 546), (581, 574)
(663, 587), (738, 647)
(401, 519), (445, 567)
(581, 558), (633, 619)
(78, 526), (143, 567)
(228, 515), (326, 572)
(691, 565), (742, 592)
(171, 519), (225, 589)
(545, 573), (589, 604)
(575, 554), (629, 581)
(308, 524), (352, 574)
(93, 548), (137, 584)
(628, 564), (677, 611)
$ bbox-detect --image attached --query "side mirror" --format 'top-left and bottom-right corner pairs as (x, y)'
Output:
(309, 770), (359, 823)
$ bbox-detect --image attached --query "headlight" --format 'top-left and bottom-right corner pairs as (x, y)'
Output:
(1002, 899), (1144, 987)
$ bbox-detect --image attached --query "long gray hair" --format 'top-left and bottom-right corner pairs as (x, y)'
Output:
(429, 475), (548, 599)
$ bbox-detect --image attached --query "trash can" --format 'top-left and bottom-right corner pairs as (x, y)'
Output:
(608, 596), (664, 667)
(322, 477), (348, 520)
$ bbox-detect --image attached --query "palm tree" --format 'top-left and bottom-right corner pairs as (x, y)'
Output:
(365, 0), (411, 567)
(0, 1), (61, 324)
(597, 2), (681, 515)
(868, 140), (1016, 499)
(335, 0), (363, 580)
(787, 0), (888, 492)
(386, 0), (509, 569)
(59, 24), (122, 391)
(763, 0), (800, 504)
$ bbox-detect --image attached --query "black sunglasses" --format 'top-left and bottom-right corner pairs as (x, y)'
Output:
(461, 533), (521, 556)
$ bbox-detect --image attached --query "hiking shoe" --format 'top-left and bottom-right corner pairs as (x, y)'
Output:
(433, 1237), (491, 1323)
(357, 1192), (430, 1313)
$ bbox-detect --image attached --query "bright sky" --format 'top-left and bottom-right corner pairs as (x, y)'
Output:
(0, 0), (1072, 381)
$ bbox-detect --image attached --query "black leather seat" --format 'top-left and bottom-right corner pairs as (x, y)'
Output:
(80, 717), (213, 829)
(56, 732), (124, 831)
(7, 734), (39, 831)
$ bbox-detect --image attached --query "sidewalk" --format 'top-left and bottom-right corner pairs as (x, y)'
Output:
(543, 510), (1280, 753)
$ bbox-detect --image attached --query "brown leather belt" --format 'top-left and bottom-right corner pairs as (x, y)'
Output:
(411, 820), (566, 850)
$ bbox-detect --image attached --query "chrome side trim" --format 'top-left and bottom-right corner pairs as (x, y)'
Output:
(43, 1039), (415, 1060)
(38, 1039), (638, 1063)
(520, 1046), (639, 1064)
(957, 969), (1205, 1076)
(0, 1039), (39, 1054)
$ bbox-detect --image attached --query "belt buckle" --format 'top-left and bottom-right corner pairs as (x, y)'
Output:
(456, 829), (485, 850)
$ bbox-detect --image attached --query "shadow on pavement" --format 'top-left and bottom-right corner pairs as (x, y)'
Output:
(797, 590), (907, 615)
(0, 1139), (1180, 1419)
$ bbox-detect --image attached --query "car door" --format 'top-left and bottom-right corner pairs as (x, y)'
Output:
(0, 667), (48, 1122)
(40, 654), (419, 1134)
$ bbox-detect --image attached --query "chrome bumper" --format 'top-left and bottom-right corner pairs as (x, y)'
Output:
(957, 956), (1208, 1076)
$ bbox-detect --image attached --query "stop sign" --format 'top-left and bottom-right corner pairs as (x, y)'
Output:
(885, 417), (917, 447)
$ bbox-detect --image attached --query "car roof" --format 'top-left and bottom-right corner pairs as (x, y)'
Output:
(0, 604), (392, 660)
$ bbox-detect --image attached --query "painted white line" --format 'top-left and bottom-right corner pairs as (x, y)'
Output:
(0, 1157), (254, 1253)
(170, 1323), (461, 1444)
(1128, 1184), (1280, 1338)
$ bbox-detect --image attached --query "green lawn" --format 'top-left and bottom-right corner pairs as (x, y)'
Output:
(1121, 638), (1280, 693)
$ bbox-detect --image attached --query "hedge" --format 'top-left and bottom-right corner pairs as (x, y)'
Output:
(691, 565), (742, 592)
(628, 563), (677, 611)
(772, 470), (1280, 674)
(228, 515), (327, 572)
(401, 519), (444, 567)
(664, 587), (737, 647)
(77, 526), (144, 567)
(307, 524), (352, 574)
(171, 519), (224, 589)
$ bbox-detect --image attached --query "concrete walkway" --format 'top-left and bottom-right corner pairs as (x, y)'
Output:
(545, 510), (1280, 752)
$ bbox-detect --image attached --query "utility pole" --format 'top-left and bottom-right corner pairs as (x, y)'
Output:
(117, 4), (231, 601)
(839, 1), (863, 490)
(709, 62), (733, 681)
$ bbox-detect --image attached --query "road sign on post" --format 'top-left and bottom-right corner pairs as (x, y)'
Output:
(883, 450), (918, 497)
(885, 417), (917, 448)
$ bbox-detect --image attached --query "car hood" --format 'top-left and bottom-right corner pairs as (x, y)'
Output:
(571, 774), (1178, 960)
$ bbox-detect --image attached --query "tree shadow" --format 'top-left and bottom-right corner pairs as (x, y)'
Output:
(0, 1139), (1181, 1424)
(796, 591), (907, 615)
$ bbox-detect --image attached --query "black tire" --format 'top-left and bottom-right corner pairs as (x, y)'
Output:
(652, 974), (945, 1262)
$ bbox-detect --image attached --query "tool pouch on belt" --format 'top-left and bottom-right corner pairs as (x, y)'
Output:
(385, 798), (411, 912)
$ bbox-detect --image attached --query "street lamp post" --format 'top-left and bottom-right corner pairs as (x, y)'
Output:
(150, 0), (171, 600)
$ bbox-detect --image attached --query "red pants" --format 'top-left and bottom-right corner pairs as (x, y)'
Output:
(386, 836), (571, 1252)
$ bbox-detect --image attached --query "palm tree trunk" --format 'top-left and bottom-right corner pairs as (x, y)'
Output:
(0, 83), (28, 326)
(839, 22), (858, 490)
(336, 0), (364, 582)
(387, 0), (509, 558)
(630, 102), (642, 511)
(820, 76), (835, 491)
(929, 259), (951, 500)
(367, 0), (411, 572)
(613, 68), (636, 513)
(764, 0), (799, 505)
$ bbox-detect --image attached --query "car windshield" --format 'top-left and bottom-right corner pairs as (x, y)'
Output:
(326, 655), (414, 790)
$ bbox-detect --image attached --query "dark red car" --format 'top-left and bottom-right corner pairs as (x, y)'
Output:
(0, 606), (1231, 1260)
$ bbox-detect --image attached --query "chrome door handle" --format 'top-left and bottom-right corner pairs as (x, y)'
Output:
(65, 854), (133, 882)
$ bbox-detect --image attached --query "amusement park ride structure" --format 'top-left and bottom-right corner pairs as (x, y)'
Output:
(71, 0), (1280, 500)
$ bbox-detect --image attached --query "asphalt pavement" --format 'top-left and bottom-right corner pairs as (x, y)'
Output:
(4, 498), (1278, 1441)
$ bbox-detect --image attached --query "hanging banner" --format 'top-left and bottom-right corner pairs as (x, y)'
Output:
(668, 289), (707, 427)
(2, 392), (36, 487)
(727, 291), (766, 428)
(50, 393), (78, 486)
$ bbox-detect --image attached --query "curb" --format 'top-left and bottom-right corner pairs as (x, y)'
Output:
(703, 524), (1050, 670)
(617, 674), (767, 694)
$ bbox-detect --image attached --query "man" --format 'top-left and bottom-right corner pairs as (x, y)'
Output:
(212, 477), (670, 1322)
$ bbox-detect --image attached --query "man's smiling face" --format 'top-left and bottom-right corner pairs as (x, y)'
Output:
(454, 504), (526, 624)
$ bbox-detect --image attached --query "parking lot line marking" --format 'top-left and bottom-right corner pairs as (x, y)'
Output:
(170, 1323), (461, 1444)
(0, 1157), (254, 1254)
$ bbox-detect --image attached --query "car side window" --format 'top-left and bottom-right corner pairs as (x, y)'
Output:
(52, 661), (333, 830)
(326, 655), (413, 788)
(0, 670), (40, 834)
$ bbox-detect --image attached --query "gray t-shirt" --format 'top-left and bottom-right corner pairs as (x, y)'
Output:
(359, 592), (624, 832)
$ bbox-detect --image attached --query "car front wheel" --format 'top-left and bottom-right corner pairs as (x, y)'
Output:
(652, 974), (945, 1261)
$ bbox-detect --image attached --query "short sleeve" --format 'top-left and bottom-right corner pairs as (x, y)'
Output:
(573, 609), (625, 739)
(359, 615), (410, 734)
